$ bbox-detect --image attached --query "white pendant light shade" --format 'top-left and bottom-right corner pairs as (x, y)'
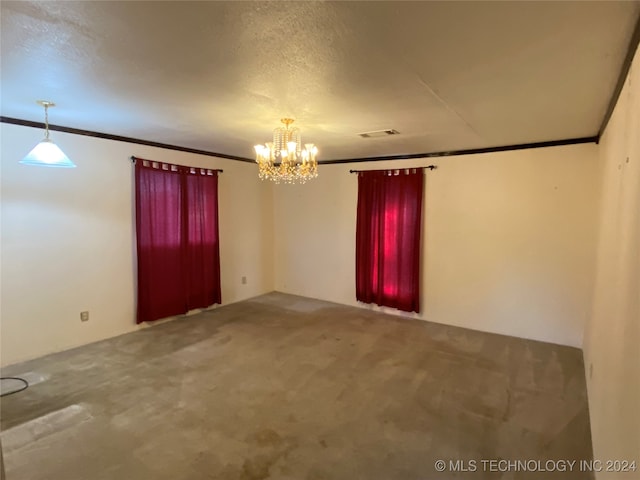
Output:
(20, 138), (76, 168)
(19, 100), (76, 168)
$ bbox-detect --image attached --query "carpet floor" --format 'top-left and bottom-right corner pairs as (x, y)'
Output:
(0, 292), (593, 479)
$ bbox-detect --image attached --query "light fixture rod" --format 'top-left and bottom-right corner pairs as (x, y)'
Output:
(44, 104), (50, 139)
(37, 100), (55, 139)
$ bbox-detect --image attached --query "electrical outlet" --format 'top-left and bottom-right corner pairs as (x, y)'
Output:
(80, 311), (89, 322)
(241, 276), (247, 285)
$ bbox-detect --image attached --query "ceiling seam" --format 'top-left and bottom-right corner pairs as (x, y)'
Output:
(413, 74), (483, 139)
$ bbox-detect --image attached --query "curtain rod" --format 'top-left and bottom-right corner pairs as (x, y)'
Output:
(349, 165), (437, 174)
(130, 156), (223, 172)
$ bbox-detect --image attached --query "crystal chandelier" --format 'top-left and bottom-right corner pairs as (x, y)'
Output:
(254, 118), (318, 184)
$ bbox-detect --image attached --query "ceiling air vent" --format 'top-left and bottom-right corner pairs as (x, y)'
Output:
(358, 129), (399, 138)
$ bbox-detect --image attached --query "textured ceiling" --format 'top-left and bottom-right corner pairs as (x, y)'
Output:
(1, 1), (639, 161)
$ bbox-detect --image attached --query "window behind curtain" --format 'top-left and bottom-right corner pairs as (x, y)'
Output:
(355, 169), (423, 313)
(135, 160), (221, 324)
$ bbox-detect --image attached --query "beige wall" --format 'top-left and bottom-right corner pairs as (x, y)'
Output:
(274, 144), (599, 347)
(0, 123), (274, 366)
(584, 48), (640, 473)
(0, 122), (603, 360)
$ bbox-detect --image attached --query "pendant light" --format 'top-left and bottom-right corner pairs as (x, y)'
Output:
(20, 101), (76, 168)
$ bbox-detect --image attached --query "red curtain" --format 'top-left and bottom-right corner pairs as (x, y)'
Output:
(135, 159), (221, 324)
(184, 167), (221, 312)
(356, 169), (423, 313)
